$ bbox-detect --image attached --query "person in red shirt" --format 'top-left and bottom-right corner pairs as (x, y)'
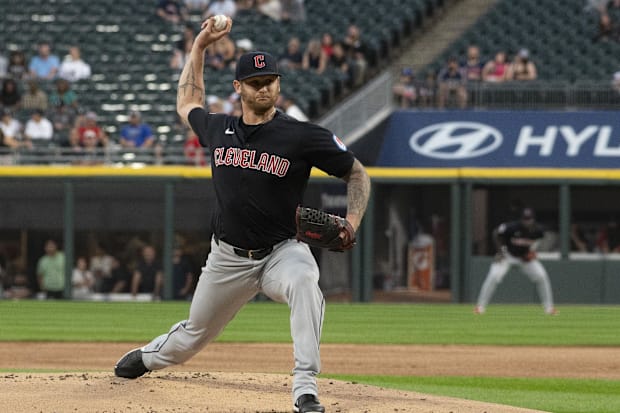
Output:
(69, 111), (107, 148)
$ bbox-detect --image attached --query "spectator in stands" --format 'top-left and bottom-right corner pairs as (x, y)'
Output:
(29, 41), (60, 80)
(510, 48), (537, 81)
(281, 0), (306, 22)
(119, 110), (155, 148)
(37, 239), (65, 299)
(72, 256), (95, 299)
(7, 50), (28, 80)
(203, 0), (237, 18)
(461, 45), (485, 82)
(156, 0), (189, 24)
(2, 271), (33, 299)
(58, 46), (91, 82)
(0, 50), (7, 79)
(279, 36), (304, 70)
(594, 12), (615, 41)
(184, 129), (206, 165)
(437, 56), (467, 109)
(320, 33), (334, 58)
(277, 94), (308, 121)
(171, 36), (193, 71)
(49, 78), (79, 110)
(233, 38), (254, 65)
(102, 256), (131, 293)
(0, 128), (14, 164)
(24, 109), (54, 144)
(89, 245), (114, 293)
(596, 218), (620, 253)
(21, 80), (48, 112)
(613, 70), (620, 93)
(392, 67), (417, 108)
(0, 78), (21, 111)
(172, 245), (196, 300)
(175, 23), (196, 53)
(302, 38), (327, 74)
(329, 42), (351, 88)
(0, 109), (22, 148)
(482, 51), (512, 82)
(214, 35), (237, 68)
(571, 224), (590, 252)
(256, 0), (283, 21)
(204, 43), (226, 71)
(418, 70), (436, 107)
(236, 0), (255, 15)
(49, 102), (76, 146)
(342, 24), (368, 87)
(183, 0), (209, 12)
(131, 245), (163, 299)
(70, 111), (107, 148)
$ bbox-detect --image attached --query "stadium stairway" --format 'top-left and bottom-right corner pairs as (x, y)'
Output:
(395, 0), (498, 74)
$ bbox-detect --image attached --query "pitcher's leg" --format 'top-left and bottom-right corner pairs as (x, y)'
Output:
(476, 259), (510, 312)
(260, 240), (323, 402)
(142, 240), (260, 370)
(522, 260), (555, 313)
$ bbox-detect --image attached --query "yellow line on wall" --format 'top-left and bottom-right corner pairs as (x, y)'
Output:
(0, 165), (619, 180)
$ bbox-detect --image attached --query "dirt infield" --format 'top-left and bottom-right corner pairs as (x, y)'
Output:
(2, 342), (617, 412)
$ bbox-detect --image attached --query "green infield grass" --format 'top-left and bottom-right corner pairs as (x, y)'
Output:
(1, 301), (619, 412)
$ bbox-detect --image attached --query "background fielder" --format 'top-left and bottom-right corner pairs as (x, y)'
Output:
(475, 208), (557, 315)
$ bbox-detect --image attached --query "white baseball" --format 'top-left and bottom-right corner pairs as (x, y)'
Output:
(213, 15), (228, 31)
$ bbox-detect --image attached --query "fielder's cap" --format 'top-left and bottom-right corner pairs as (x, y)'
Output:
(521, 208), (535, 219)
(235, 51), (281, 81)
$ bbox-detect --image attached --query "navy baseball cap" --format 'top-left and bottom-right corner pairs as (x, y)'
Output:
(235, 51), (281, 81)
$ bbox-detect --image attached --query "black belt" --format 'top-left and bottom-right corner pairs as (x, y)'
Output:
(214, 236), (273, 260)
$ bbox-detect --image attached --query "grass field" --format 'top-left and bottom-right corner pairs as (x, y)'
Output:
(1, 301), (620, 412)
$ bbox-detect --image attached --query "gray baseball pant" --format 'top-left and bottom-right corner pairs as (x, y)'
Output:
(141, 237), (325, 403)
(476, 253), (554, 313)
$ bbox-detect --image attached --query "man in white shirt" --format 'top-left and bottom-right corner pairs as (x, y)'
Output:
(24, 110), (54, 143)
(0, 109), (22, 145)
(59, 46), (91, 82)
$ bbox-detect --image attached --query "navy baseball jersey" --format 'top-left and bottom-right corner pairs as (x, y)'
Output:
(188, 107), (355, 249)
(497, 221), (544, 258)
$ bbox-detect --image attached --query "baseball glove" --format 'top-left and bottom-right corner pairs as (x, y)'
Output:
(295, 206), (356, 252)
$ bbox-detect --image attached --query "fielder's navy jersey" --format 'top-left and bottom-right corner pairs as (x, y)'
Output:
(189, 107), (355, 249)
(497, 221), (544, 258)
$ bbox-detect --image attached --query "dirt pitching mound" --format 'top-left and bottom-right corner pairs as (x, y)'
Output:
(1, 371), (548, 413)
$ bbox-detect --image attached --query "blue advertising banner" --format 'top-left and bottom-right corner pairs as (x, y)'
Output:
(377, 111), (620, 168)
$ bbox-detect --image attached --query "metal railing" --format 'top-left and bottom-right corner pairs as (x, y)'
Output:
(318, 71), (395, 145)
(0, 145), (210, 166)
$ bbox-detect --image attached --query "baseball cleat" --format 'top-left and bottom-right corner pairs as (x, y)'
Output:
(473, 305), (485, 315)
(114, 348), (150, 379)
(293, 394), (325, 413)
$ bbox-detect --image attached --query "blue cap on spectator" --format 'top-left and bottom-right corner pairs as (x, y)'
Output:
(235, 51), (281, 81)
(401, 67), (414, 77)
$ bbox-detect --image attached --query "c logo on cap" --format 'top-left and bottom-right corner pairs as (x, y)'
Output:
(254, 55), (266, 69)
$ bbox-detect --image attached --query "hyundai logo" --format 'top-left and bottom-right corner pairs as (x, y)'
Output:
(409, 122), (503, 159)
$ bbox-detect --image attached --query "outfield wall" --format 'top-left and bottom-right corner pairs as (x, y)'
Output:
(2, 165), (620, 303)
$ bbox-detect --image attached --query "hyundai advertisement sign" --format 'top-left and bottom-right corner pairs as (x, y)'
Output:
(377, 111), (620, 168)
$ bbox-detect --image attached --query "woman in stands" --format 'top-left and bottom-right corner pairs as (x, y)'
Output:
(482, 51), (512, 82)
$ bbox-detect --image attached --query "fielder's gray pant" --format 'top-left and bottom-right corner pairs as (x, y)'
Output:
(476, 253), (554, 313)
(141, 237), (325, 403)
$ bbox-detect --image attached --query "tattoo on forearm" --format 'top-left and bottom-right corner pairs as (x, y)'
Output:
(178, 61), (204, 99)
(347, 161), (371, 216)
